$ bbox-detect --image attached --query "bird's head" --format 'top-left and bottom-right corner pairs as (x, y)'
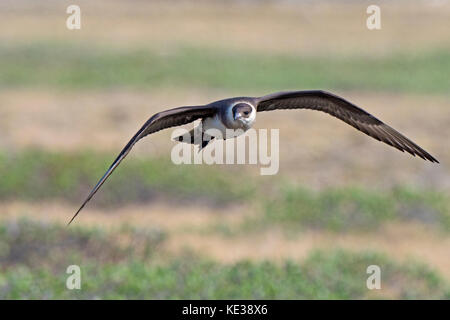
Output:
(231, 103), (256, 129)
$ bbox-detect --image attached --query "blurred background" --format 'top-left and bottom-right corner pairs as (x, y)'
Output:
(0, 0), (449, 299)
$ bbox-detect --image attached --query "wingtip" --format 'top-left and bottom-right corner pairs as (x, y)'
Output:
(416, 153), (439, 164)
(422, 151), (439, 164)
(66, 213), (77, 227)
(67, 205), (84, 226)
(424, 155), (439, 164)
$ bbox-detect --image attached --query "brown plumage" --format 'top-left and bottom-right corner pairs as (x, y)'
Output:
(257, 91), (438, 163)
(67, 105), (216, 225)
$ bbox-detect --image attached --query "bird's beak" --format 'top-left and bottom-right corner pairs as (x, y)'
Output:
(234, 113), (242, 121)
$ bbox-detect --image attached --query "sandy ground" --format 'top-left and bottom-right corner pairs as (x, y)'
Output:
(0, 1), (449, 55)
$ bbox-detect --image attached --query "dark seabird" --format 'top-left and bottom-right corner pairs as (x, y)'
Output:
(68, 90), (438, 224)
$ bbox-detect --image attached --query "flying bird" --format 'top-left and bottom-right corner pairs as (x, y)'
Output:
(68, 90), (438, 225)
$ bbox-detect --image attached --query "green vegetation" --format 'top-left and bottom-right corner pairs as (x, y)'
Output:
(1, 42), (449, 93)
(0, 149), (254, 206)
(0, 218), (165, 270)
(0, 219), (448, 299)
(257, 186), (450, 232)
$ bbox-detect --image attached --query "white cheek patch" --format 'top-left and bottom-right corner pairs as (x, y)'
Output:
(248, 105), (256, 123)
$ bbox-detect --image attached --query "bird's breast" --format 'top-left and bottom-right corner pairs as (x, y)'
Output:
(202, 115), (246, 139)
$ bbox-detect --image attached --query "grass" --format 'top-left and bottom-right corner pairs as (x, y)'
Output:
(0, 218), (166, 270)
(0, 219), (448, 299)
(0, 149), (255, 207)
(1, 42), (449, 94)
(255, 185), (450, 233)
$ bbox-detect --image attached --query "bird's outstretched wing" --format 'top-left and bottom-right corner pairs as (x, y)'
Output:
(68, 105), (217, 225)
(256, 90), (438, 163)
